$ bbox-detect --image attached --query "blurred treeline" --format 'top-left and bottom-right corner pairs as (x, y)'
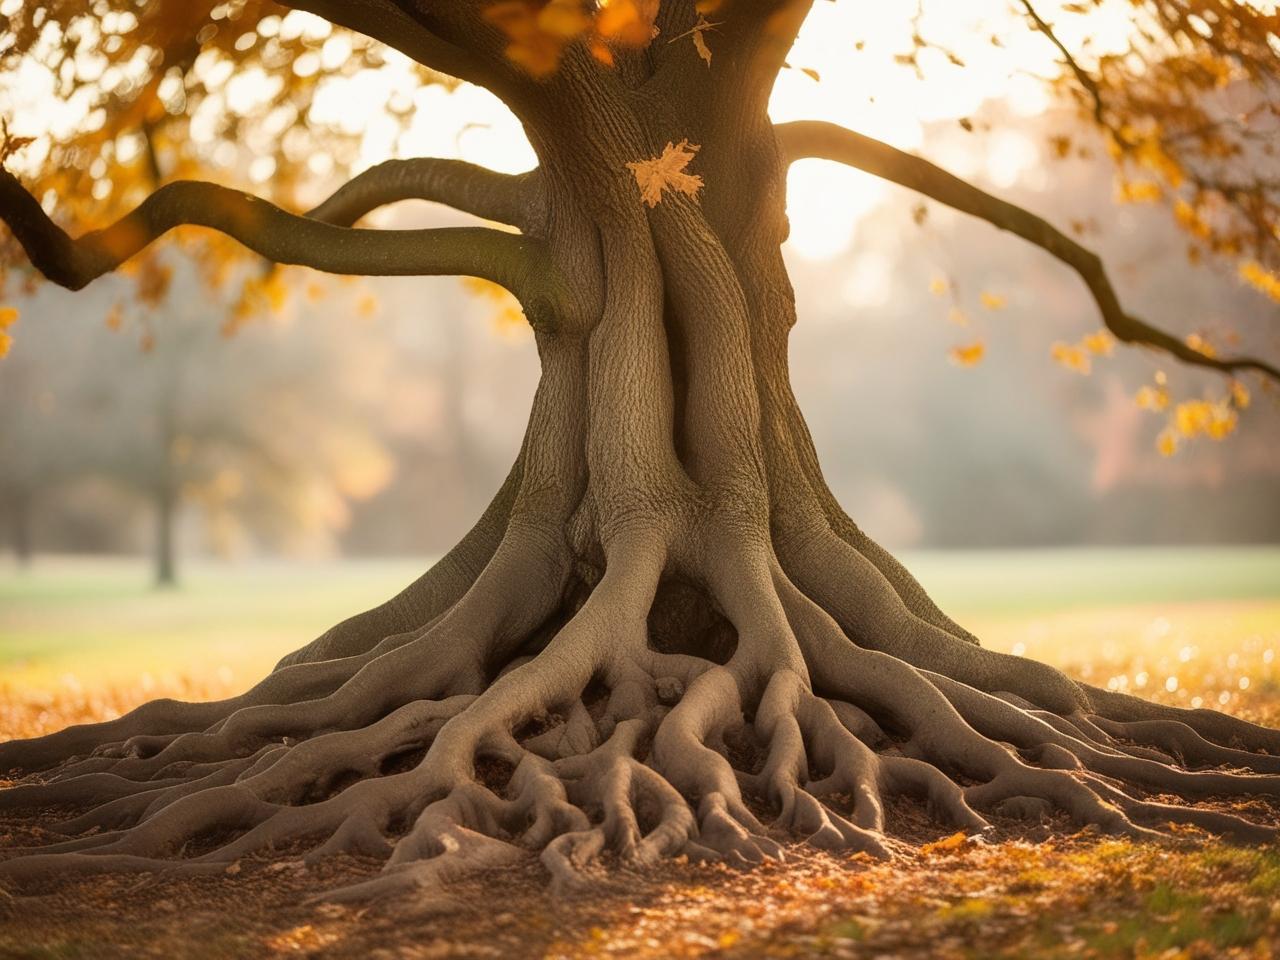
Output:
(1, 101), (1277, 582)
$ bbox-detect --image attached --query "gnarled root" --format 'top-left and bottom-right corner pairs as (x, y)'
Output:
(2, 525), (1278, 906)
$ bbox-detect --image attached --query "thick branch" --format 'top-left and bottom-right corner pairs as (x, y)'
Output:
(281, 0), (487, 86)
(776, 120), (1280, 384)
(306, 159), (537, 230)
(0, 169), (555, 316)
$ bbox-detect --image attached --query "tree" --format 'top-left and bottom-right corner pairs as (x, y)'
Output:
(1, 0), (1279, 902)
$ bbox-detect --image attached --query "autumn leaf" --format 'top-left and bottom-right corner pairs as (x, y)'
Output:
(692, 17), (714, 66)
(1050, 341), (1091, 375)
(1230, 379), (1251, 409)
(1239, 261), (1280, 302)
(626, 139), (704, 207)
(1184, 332), (1216, 358)
(1081, 330), (1115, 356)
(978, 291), (1007, 311)
(1135, 384), (1169, 412)
(948, 341), (985, 367)
(928, 276), (948, 297)
(920, 831), (974, 857)
(1116, 180), (1162, 204)
(0, 306), (17, 359)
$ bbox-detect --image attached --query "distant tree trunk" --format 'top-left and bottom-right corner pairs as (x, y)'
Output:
(8, 490), (33, 568)
(154, 483), (176, 588)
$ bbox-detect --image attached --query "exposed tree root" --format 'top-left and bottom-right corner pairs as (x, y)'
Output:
(2, 526), (1278, 908)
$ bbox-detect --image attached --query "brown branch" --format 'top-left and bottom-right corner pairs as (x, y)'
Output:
(280, 0), (488, 85)
(306, 159), (538, 230)
(1018, 0), (1124, 144)
(0, 168), (556, 318)
(776, 120), (1280, 384)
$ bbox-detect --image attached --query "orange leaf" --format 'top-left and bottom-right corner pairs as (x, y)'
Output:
(626, 139), (704, 207)
(948, 341), (985, 367)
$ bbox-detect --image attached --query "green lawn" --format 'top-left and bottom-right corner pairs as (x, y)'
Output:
(1, 547), (1278, 697)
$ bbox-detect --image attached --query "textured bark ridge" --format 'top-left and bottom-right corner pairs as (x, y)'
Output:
(2, 9), (1280, 906)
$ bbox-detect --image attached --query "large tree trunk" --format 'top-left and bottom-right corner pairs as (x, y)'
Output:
(1, 12), (1278, 903)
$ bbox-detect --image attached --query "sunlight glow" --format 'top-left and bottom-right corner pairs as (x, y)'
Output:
(0, 0), (1141, 257)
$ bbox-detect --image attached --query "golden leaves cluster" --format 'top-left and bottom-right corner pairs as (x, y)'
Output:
(1134, 367), (1251, 458)
(0, 305), (18, 358)
(1050, 329), (1115, 376)
(483, 0), (660, 76)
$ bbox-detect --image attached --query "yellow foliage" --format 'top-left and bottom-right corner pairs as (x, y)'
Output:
(948, 341), (985, 367)
(1134, 384), (1170, 412)
(1171, 399), (1235, 440)
(979, 291), (1007, 310)
(929, 276), (948, 296)
(1184, 332), (1216, 358)
(947, 307), (969, 327)
(105, 303), (124, 331)
(1116, 180), (1162, 204)
(1238, 260), (1280, 302)
(0, 305), (17, 329)
(1050, 341), (1091, 375)
(0, 331), (11, 358)
(1206, 405), (1238, 440)
(1230, 379), (1251, 409)
(626, 140), (704, 207)
(1081, 330), (1115, 356)
(1156, 428), (1178, 457)
(1173, 199), (1211, 239)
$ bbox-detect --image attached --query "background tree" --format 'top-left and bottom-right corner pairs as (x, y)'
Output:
(0, 258), (396, 584)
(1, 0), (1280, 903)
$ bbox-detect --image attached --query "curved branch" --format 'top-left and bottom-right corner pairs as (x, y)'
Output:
(306, 159), (537, 230)
(281, 0), (488, 87)
(0, 169), (557, 319)
(776, 120), (1280, 384)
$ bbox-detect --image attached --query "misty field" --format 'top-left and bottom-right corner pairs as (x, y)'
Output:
(2, 548), (1279, 959)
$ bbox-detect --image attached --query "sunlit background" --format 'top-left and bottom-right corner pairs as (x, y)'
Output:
(0, 1), (1277, 718)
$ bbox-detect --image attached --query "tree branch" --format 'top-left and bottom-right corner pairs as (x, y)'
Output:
(281, 0), (488, 86)
(1018, 0), (1121, 142)
(306, 159), (538, 230)
(0, 168), (556, 319)
(776, 120), (1280, 384)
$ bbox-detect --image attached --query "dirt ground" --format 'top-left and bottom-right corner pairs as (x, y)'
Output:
(3, 594), (1279, 959)
(3, 779), (1279, 959)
